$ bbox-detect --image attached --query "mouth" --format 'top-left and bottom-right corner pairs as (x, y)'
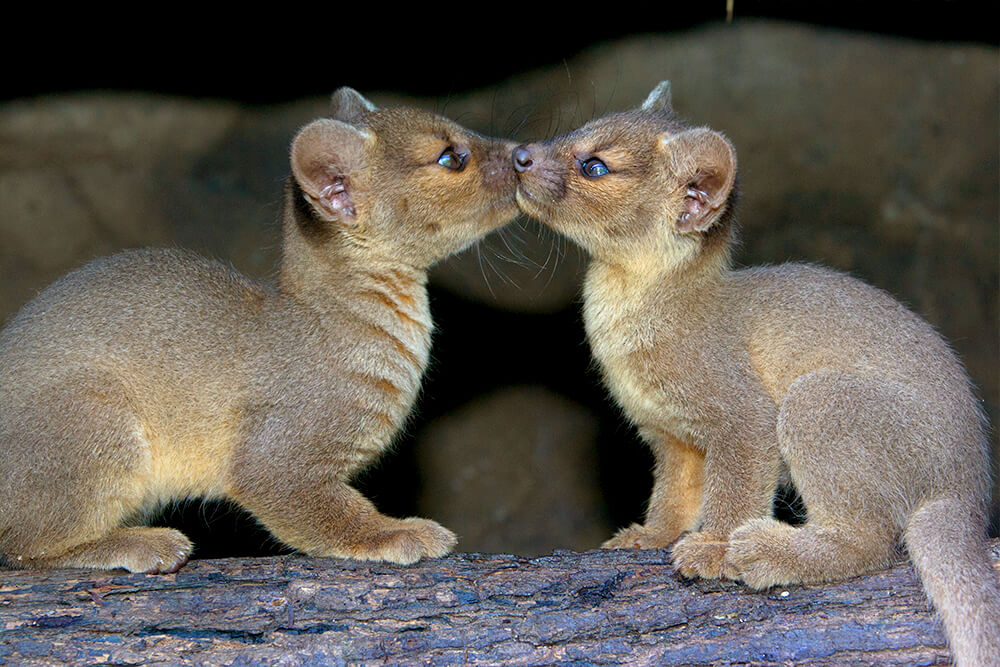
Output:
(515, 184), (543, 215)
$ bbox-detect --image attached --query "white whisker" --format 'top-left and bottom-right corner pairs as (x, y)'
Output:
(475, 242), (497, 298)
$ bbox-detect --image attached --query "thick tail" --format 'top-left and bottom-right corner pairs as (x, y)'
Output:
(905, 495), (1000, 667)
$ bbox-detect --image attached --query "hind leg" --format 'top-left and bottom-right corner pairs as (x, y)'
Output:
(726, 371), (909, 587)
(726, 517), (898, 588)
(1, 376), (192, 573)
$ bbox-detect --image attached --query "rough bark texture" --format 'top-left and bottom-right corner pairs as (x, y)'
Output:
(4, 541), (998, 665)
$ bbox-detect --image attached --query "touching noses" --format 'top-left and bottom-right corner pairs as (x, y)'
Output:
(512, 145), (534, 173)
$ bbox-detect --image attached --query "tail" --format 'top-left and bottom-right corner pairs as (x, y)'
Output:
(905, 495), (1000, 667)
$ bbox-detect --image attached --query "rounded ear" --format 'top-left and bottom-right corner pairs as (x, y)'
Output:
(290, 119), (371, 223)
(660, 128), (736, 233)
(641, 80), (674, 115)
(330, 87), (378, 125)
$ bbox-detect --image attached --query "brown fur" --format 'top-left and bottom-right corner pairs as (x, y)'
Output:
(514, 81), (1000, 666)
(0, 88), (518, 572)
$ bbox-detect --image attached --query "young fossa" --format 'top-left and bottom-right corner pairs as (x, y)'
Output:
(0, 88), (519, 573)
(512, 81), (999, 666)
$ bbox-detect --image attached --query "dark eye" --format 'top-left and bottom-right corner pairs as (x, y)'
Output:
(580, 157), (610, 178)
(437, 148), (467, 171)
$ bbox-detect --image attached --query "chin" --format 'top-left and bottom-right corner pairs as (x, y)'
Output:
(515, 187), (548, 222)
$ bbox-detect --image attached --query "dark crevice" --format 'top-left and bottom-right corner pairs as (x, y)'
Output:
(134, 626), (267, 644)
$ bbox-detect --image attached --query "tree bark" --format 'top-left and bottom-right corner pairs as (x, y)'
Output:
(2, 542), (997, 665)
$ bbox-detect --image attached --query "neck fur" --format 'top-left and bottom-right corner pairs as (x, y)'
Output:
(277, 180), (428, 316)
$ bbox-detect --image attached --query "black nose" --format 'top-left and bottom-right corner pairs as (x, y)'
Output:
(513, 145), (534, 173)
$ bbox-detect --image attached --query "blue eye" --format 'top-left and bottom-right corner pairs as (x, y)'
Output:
(437, 148), (466, 171)
(581, 157), (609, 178)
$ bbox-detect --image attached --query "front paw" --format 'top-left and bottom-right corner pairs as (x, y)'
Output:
(400, 517), (458, 559)
(350, 518), (457, 565)
(670, 531), (734, 580)
(602, 524), (680, 550)
(725, 518), (797, 589)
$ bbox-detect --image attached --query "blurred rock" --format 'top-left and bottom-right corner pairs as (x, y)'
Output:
(416, 386), (610, 556)
(0, 95), (237, 317)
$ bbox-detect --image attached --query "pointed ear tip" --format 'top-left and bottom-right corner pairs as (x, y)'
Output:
(641, 80), (674, 113)
(330, 87), (378, 119)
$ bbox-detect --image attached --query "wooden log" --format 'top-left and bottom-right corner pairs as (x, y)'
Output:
(2, 541), (997, 665)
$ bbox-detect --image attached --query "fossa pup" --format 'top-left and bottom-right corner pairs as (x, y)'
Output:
(513, 82), (999, 666)
(0, 88), (518, 573)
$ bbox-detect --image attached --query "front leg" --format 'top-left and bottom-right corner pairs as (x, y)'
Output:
(671, 421), (780, 580)
(226, 432), (455, 565)
(603, 433), (704, 550)
(244, 480), (455, 564)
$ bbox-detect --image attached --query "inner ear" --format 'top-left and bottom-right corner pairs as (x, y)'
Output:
(662, 129), (736, 233)
(290, 119), (370, 223)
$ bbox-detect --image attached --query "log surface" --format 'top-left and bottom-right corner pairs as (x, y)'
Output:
(3, 542), (998, 666)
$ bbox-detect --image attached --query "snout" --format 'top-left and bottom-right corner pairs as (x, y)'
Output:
(511, 142), (565, 217)
(513, 145), (534, 173)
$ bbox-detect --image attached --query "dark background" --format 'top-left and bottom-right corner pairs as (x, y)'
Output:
(3, 3), (995, 104)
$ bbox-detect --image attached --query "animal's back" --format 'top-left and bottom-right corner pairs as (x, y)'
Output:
(0, 248), (273, 516)
(738, 263), (971, 392)
(736, 262), (988, 496)
(1, 247), (270, 378)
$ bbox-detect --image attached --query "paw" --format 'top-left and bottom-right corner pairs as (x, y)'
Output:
(725, 518), (797, 589)
(351, 518), (457, 565)
(670, 531), (734, 580)
(602, 524), (679, 550)
(398, 517), (458, 559)
(111, 528), (193, 574)
(15, 527), (192, 574)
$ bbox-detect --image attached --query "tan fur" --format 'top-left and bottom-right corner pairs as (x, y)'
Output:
(513, 81), (1000, 666)
(0, 88), (518, 572)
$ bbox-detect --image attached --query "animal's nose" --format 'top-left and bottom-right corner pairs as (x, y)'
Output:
(513, 145), (534, 173)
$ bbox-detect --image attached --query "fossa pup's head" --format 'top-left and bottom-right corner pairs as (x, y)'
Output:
(513, 81), (738, 269)
(289, 88), (519, 268)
